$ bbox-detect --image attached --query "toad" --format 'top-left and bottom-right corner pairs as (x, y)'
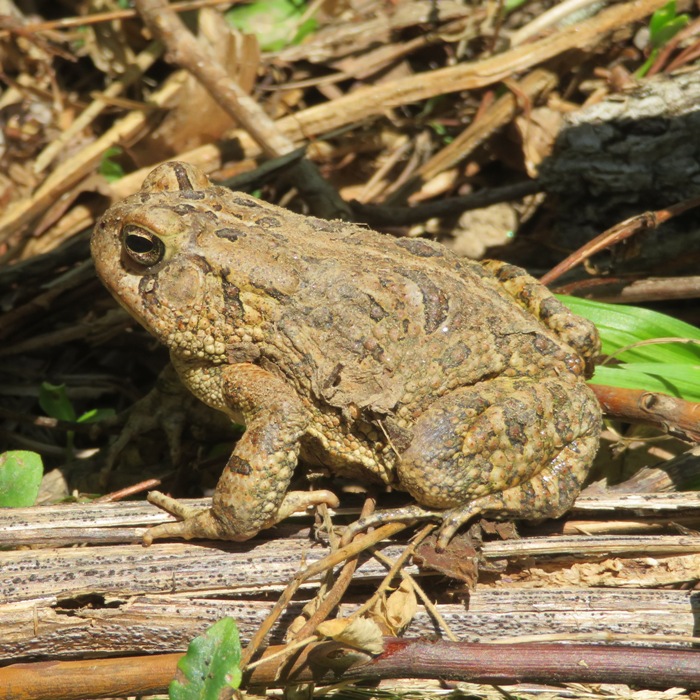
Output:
(92, 162), (601, 549)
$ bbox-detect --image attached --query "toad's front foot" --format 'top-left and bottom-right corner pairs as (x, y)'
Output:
(143, 491), (225, 544)
(143, 489), (340, 544)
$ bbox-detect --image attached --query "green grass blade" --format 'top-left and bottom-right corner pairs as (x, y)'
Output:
(558, 295), (700, 401)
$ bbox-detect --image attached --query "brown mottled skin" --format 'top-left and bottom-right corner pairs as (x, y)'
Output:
(92, 162), (602, 549)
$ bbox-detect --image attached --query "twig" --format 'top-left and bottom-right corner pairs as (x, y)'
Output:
(361, 526), (462, 643)
(3, 637), (698, 698)
(245, 635), (317, 672)
(348, 524), (435, 622)
(402, 571), (459, 643)
(540, 195), (700, 286)
(351, 180), (542, 227)
(509, 0), (611, 46)
(370, 541), (461, 643)
(239, 521), (408, 669)
(0, 71), (188, 247)
(260, 498), (379, 682)
(266, 0), (667, 142)
(0, 653), (181, 700)
(93, 479), (162, 503)
(34, 42), (163, 173)
(282, 498), (378, 647)
(387, 69), (556, 204)
(135, 0), (283, 156)
(0, 0), (237, 37)
(134, 0), (350, 220)
(342, 638), (700, 689)
(554, 275), (700, 303)
(18, 0), (667, 249)
(591, 385), (700, 442)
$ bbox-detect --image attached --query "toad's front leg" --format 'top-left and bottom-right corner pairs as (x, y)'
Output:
(143, 363), (338, 544)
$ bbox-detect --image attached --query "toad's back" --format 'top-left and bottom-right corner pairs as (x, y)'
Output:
(182, 194), (587, 416)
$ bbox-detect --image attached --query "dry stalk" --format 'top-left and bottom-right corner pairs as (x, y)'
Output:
(239, 521), (409, 669)
(134, 0), (350, 219)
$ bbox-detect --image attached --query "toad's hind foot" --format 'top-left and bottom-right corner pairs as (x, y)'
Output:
(341, 504), (443, 546)
(480, 259), (600, 368)
(340, 502), (481, 550)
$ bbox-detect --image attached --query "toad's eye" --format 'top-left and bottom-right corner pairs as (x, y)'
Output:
(123, 225), (165, 267)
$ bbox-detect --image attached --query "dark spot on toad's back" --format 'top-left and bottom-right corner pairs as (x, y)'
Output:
(256, 216), (282, 228)
(440, 342), (471, 369)
(323, 363), (344, 389)
(170, 204), (197, 216)
(307, 218), (337, 232)
(533, 334), (559, 357)
(538, 296), (561, 321)
(367, 294), (389, 321)
(400, 269), (449, 334)
(221, 280), (244, 319)
(250, 276), (287, 301)
(233, 196), (260, 208)
(381, 417), (413, 453)
(181, 190), (206, 200)
(307, 306), (334, 330)
(492, 262), (523, 282)
(395, 238), (443, 257)
(216, 228), (246, 242)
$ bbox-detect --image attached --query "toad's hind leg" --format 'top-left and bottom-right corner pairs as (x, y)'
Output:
(433, 437), (598, 548)
(343, 435), (598, 550)
(393, 375), (601, 548)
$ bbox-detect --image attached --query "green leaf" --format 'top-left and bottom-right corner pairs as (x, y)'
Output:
(648, 1), (689, 48)
(589, 364), (700, 401)
(77, 407), (117, 424)
(649, 0), (677, 39)
(170, 618), (242, 700)
(560, 296), (700, 361)
(225, 0), (317, 51)
(39, 382), (77, 422)
(559, 296), (700, 401)
(651, 14), (689, 49)
(99, 147), (125, 183)
(504, 0), (529, 13)
(634, 51), (658, 79)
(635, 1), (689, 76)
(0, 451), (43, 507)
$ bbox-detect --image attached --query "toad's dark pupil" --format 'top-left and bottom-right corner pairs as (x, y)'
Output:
(127, 233), (154, 253)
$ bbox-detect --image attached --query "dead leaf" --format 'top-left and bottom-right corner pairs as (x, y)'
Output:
(142, 9), (261, 160)
(316, 616), (384, 655)
(514, 105), (565, 177)
(368, 578), (417, 636)
(451, 202), (518, 260)
(414, 531), (481, 586)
